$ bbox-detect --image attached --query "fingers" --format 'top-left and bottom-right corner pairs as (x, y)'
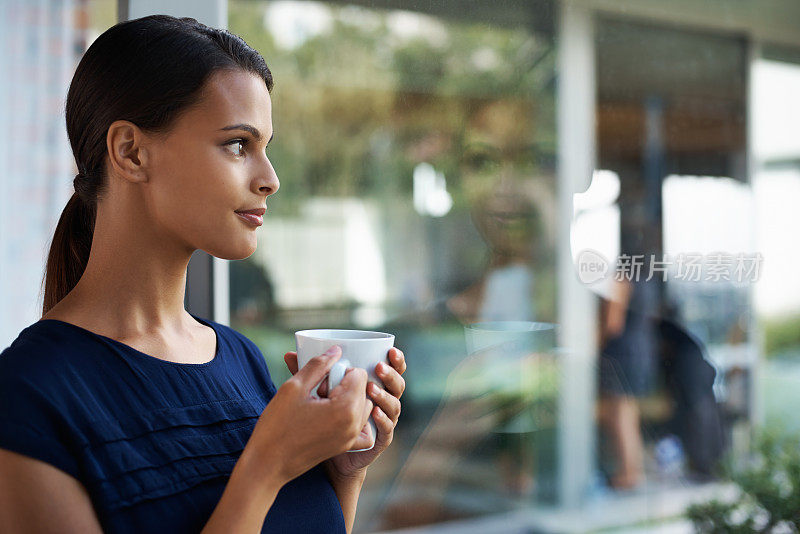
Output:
(284, 352), (299, 375)
(375, 361), (406, 399)
(362, 394), (374, 427)
(388, 347), (407, 375)
(291, 346), (341, 393)
(372, 405), (395, 446)
(368, 381), (401, 422)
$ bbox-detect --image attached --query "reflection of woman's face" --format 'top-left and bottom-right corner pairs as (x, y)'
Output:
(142, 69), (279, 260)
(471, 186), (537, 256)
(460, 101), (538, 256)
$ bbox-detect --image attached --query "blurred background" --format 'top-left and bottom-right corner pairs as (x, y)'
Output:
(1, 0), (799, 531)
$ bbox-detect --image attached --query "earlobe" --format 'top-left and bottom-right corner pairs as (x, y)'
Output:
(106, 120), (148, 183)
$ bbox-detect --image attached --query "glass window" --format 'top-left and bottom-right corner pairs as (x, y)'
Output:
(228, 1), (800, 531)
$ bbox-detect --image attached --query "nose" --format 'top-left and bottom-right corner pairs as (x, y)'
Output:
(255, 157), (280, 197)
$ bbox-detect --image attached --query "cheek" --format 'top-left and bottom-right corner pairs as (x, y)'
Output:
(150, 149), (232, 229)
(146, 142), (257, 257)
(168, 142), (231, 195)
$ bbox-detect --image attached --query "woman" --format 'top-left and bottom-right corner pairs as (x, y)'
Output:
(0, 15), (406, 534)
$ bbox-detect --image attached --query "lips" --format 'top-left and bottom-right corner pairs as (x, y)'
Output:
(235, 208), (266, 216)
(235, 207), (266, 226)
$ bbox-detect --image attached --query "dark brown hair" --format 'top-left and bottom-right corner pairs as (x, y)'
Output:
(41, 15), (273, 315)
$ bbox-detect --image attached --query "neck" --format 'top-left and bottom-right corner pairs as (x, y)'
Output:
(58, 198), (196, 336)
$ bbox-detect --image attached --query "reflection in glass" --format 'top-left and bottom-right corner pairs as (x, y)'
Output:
(227, 1), (800, 531)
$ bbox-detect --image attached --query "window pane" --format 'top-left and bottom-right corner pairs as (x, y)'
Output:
(229, 1), (800, 531)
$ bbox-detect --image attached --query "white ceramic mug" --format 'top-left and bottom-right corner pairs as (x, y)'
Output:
(295, 329), (395, 452)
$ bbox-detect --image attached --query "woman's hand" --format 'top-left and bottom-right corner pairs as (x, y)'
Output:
(244, 348), (373, 486)
(283, 347), (407, 481)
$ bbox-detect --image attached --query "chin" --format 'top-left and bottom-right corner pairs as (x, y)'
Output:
(204, 238), (258, 261)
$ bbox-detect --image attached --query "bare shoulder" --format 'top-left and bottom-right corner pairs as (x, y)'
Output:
(0, 448), (103, 533)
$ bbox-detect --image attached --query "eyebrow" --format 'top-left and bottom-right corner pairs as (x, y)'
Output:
(219, 123), (274, 144)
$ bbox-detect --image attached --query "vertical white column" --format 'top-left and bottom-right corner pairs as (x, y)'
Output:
(745, 40), (762, 442)
(556, 0), (598, 508)
(124, 0), (230, 326)
(213, 254), (231, 326)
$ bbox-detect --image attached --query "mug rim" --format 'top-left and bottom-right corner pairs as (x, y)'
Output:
(465, 321), (557, 333)
(295, 328), (394, 342)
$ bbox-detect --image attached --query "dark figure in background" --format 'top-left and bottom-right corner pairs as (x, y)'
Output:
(598, 278), (728, 488)
(659, 316), (727, 479)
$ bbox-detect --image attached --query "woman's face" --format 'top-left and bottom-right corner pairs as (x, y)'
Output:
(143, 68), (279, 260)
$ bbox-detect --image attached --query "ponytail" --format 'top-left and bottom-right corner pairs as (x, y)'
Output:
(41, 190), (96, 315)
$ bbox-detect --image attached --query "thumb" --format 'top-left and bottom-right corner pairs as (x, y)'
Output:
(293, 345), (342, 393)
(329, 366), (368, 402)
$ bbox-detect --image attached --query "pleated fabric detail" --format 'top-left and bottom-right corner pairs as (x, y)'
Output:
(82, 395), (269, 510)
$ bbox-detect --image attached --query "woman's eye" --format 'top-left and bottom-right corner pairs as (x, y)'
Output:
(224, 140), (246, 157)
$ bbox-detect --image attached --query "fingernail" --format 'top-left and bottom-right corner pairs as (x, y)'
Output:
(377, 362), (386, 373)
(369, 383), (379, 394)
(324, 345), (340, 356)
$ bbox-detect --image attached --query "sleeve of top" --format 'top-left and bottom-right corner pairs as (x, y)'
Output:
(0, 363), (82, 479)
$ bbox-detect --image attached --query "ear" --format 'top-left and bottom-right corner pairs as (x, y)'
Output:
(106, 120), (151, 183)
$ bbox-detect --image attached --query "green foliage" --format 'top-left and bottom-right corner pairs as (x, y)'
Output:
(687, 430), (800, 533)
(687, 499), (757, 534)
(761, 314), (800, 358)
(228, 0), (556, 211)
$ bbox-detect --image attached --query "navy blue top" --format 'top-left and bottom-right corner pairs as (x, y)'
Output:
(0, 314), (345, 533)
